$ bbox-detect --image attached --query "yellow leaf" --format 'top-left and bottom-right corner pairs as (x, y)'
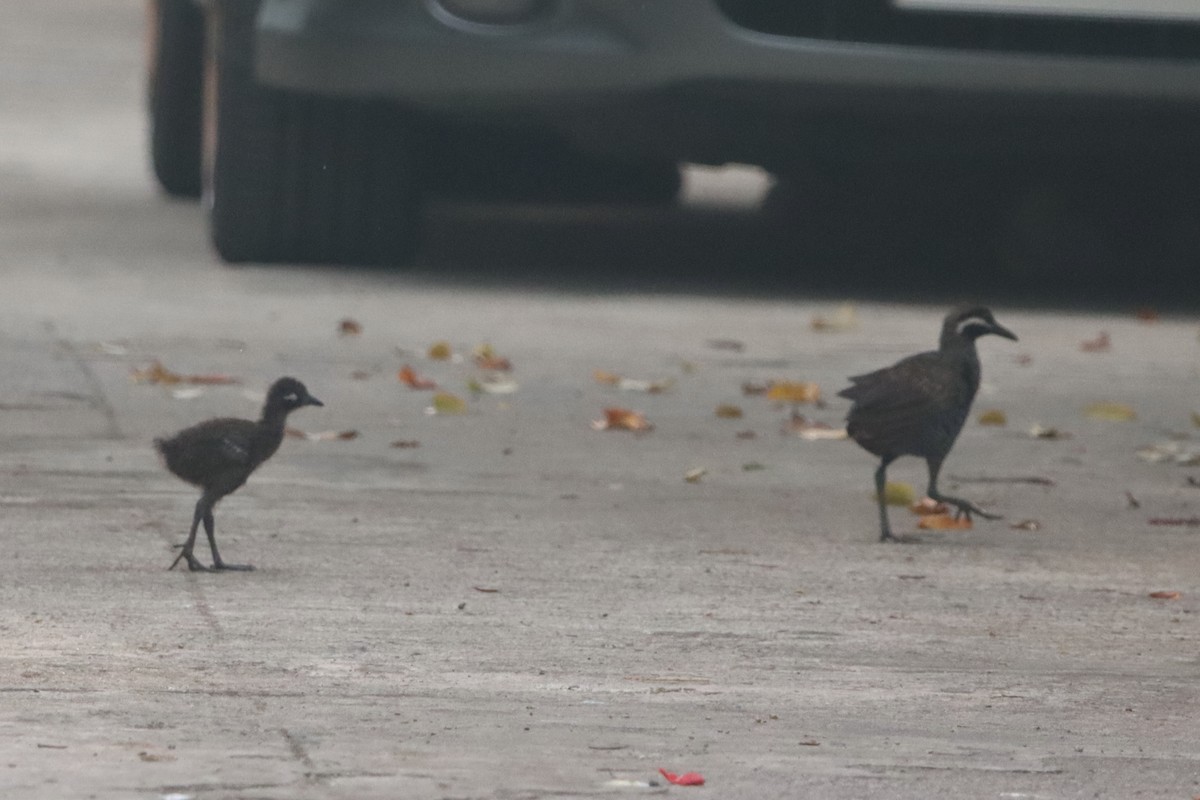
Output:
(765, 381), (821, 405)
(427, 341), (453, 361)
(1084, 402), (1136, 422)
(876, 481), (915, 507)
(430, 392), (467, 414)
(684, 467), (707, 483)
(593, 370), (621, 385)
(977, 409), (1007, 426)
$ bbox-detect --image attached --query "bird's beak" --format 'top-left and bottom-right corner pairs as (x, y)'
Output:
(991, 322), (1018, 342)
(305, 394), (324, 407)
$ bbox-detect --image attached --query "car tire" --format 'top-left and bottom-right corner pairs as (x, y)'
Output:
(423, 124), (680, 205)
(148, 0), (204, 198)
(204, 1), (422, 265)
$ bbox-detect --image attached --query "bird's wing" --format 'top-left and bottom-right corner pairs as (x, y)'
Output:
(842, 353), (961, 456)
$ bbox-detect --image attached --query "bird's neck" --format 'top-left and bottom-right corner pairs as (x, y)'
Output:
(258, 404), (290, 431)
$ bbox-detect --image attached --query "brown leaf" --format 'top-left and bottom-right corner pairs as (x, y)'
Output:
(473, 343), (512, 371)
(766, 381), (821, 405)
(1149, 590), (1182, 600)
(1135, 307), (1159, 323)
(741, 380), (769, 396)
(390, 439), (421, 448)
(472, 586), (500, 593)
(1080, 331), (1111, 352)
(131, 361), (240, 386)
(338, 318), (362, 336)
(977, 409), (1007, 426)
(398, 364), (438, 390)
(918, 513), (974, 531)
(591, 408), (652, 432)
(684, 467), (707, 483)
(715, 404), (744, 419)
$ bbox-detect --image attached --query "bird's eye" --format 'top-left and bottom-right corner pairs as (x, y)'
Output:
(283, 393), (299, 402)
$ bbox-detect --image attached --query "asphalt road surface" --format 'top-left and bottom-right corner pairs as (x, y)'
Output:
(3, 3), (1200, 799)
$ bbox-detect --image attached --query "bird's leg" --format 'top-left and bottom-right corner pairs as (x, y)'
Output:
(203, 509), (255, 572)
(926, 458), (1001, 521)
(169, 496), (212, 571)
(875, 457), (898, 542)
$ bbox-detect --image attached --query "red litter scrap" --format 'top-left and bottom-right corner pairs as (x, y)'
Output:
(659, 768), (705, 786)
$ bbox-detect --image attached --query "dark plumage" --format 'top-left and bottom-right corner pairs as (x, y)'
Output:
(839, 308), (1017, 541)
(156, 377), (323, 571)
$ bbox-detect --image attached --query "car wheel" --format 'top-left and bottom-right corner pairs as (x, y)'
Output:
(203, 0), (422, 265)
(148, 0), (204, 198)
(423, 124), (680, 205)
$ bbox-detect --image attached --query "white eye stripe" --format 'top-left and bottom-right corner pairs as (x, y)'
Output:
(955, 317), (991, 335)
(283, 392), (299, 402)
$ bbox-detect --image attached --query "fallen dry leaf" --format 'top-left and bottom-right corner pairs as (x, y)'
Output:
(878, 481), (916, 507)
(1080, 331), (1111, 352)
(468, 375), (519, 395)
(427, 392), (467, 415)
(1010, 519), (1042, 531)
(1136, 441), (1200, 465)
(918, 513), (974, 531)
(1149, 590), (1182, 600)
(977, 409), (1007, 426)
(472, 586), (500, 593)
(591, 408), (652, 432)
(618, 376), (673, 393)
(715, 404), (744, 419)
(472, 343), (512, 371)
(338, 318), (362, 336)
(593, 370), (621, 385)
(659, 768), (705, 787)
(427, 341), (453, 361)
(910, 498), (949, 516)
(766, 381), (821, 405)
(1084, 401), (1136, 422)
(1125, 490), (1141, 509)
(741, 380), (769, 396)
(1029, 424), (1072, 440)
(398, 364), (438, 390)
(286, 428), (359, 441)
(811, 303), (858, 332)
(390, 439), (421, 448)
(131, 361), (240, 386)
(684, 467), (707, 483)
(1135, 307), (1159, 323)
(949, 474), (1056, 487)
(784, 413), (848, 440)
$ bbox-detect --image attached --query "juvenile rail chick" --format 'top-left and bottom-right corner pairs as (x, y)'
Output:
(156, 377), (323, 571)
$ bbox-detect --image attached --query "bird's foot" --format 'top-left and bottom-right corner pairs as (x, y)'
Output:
(168, 550), (211, 572)
(949, 502), (1001, 522)
(211, 561), (255, 572)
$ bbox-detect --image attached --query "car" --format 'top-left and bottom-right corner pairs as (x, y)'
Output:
(147, 0), (1200, 267)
